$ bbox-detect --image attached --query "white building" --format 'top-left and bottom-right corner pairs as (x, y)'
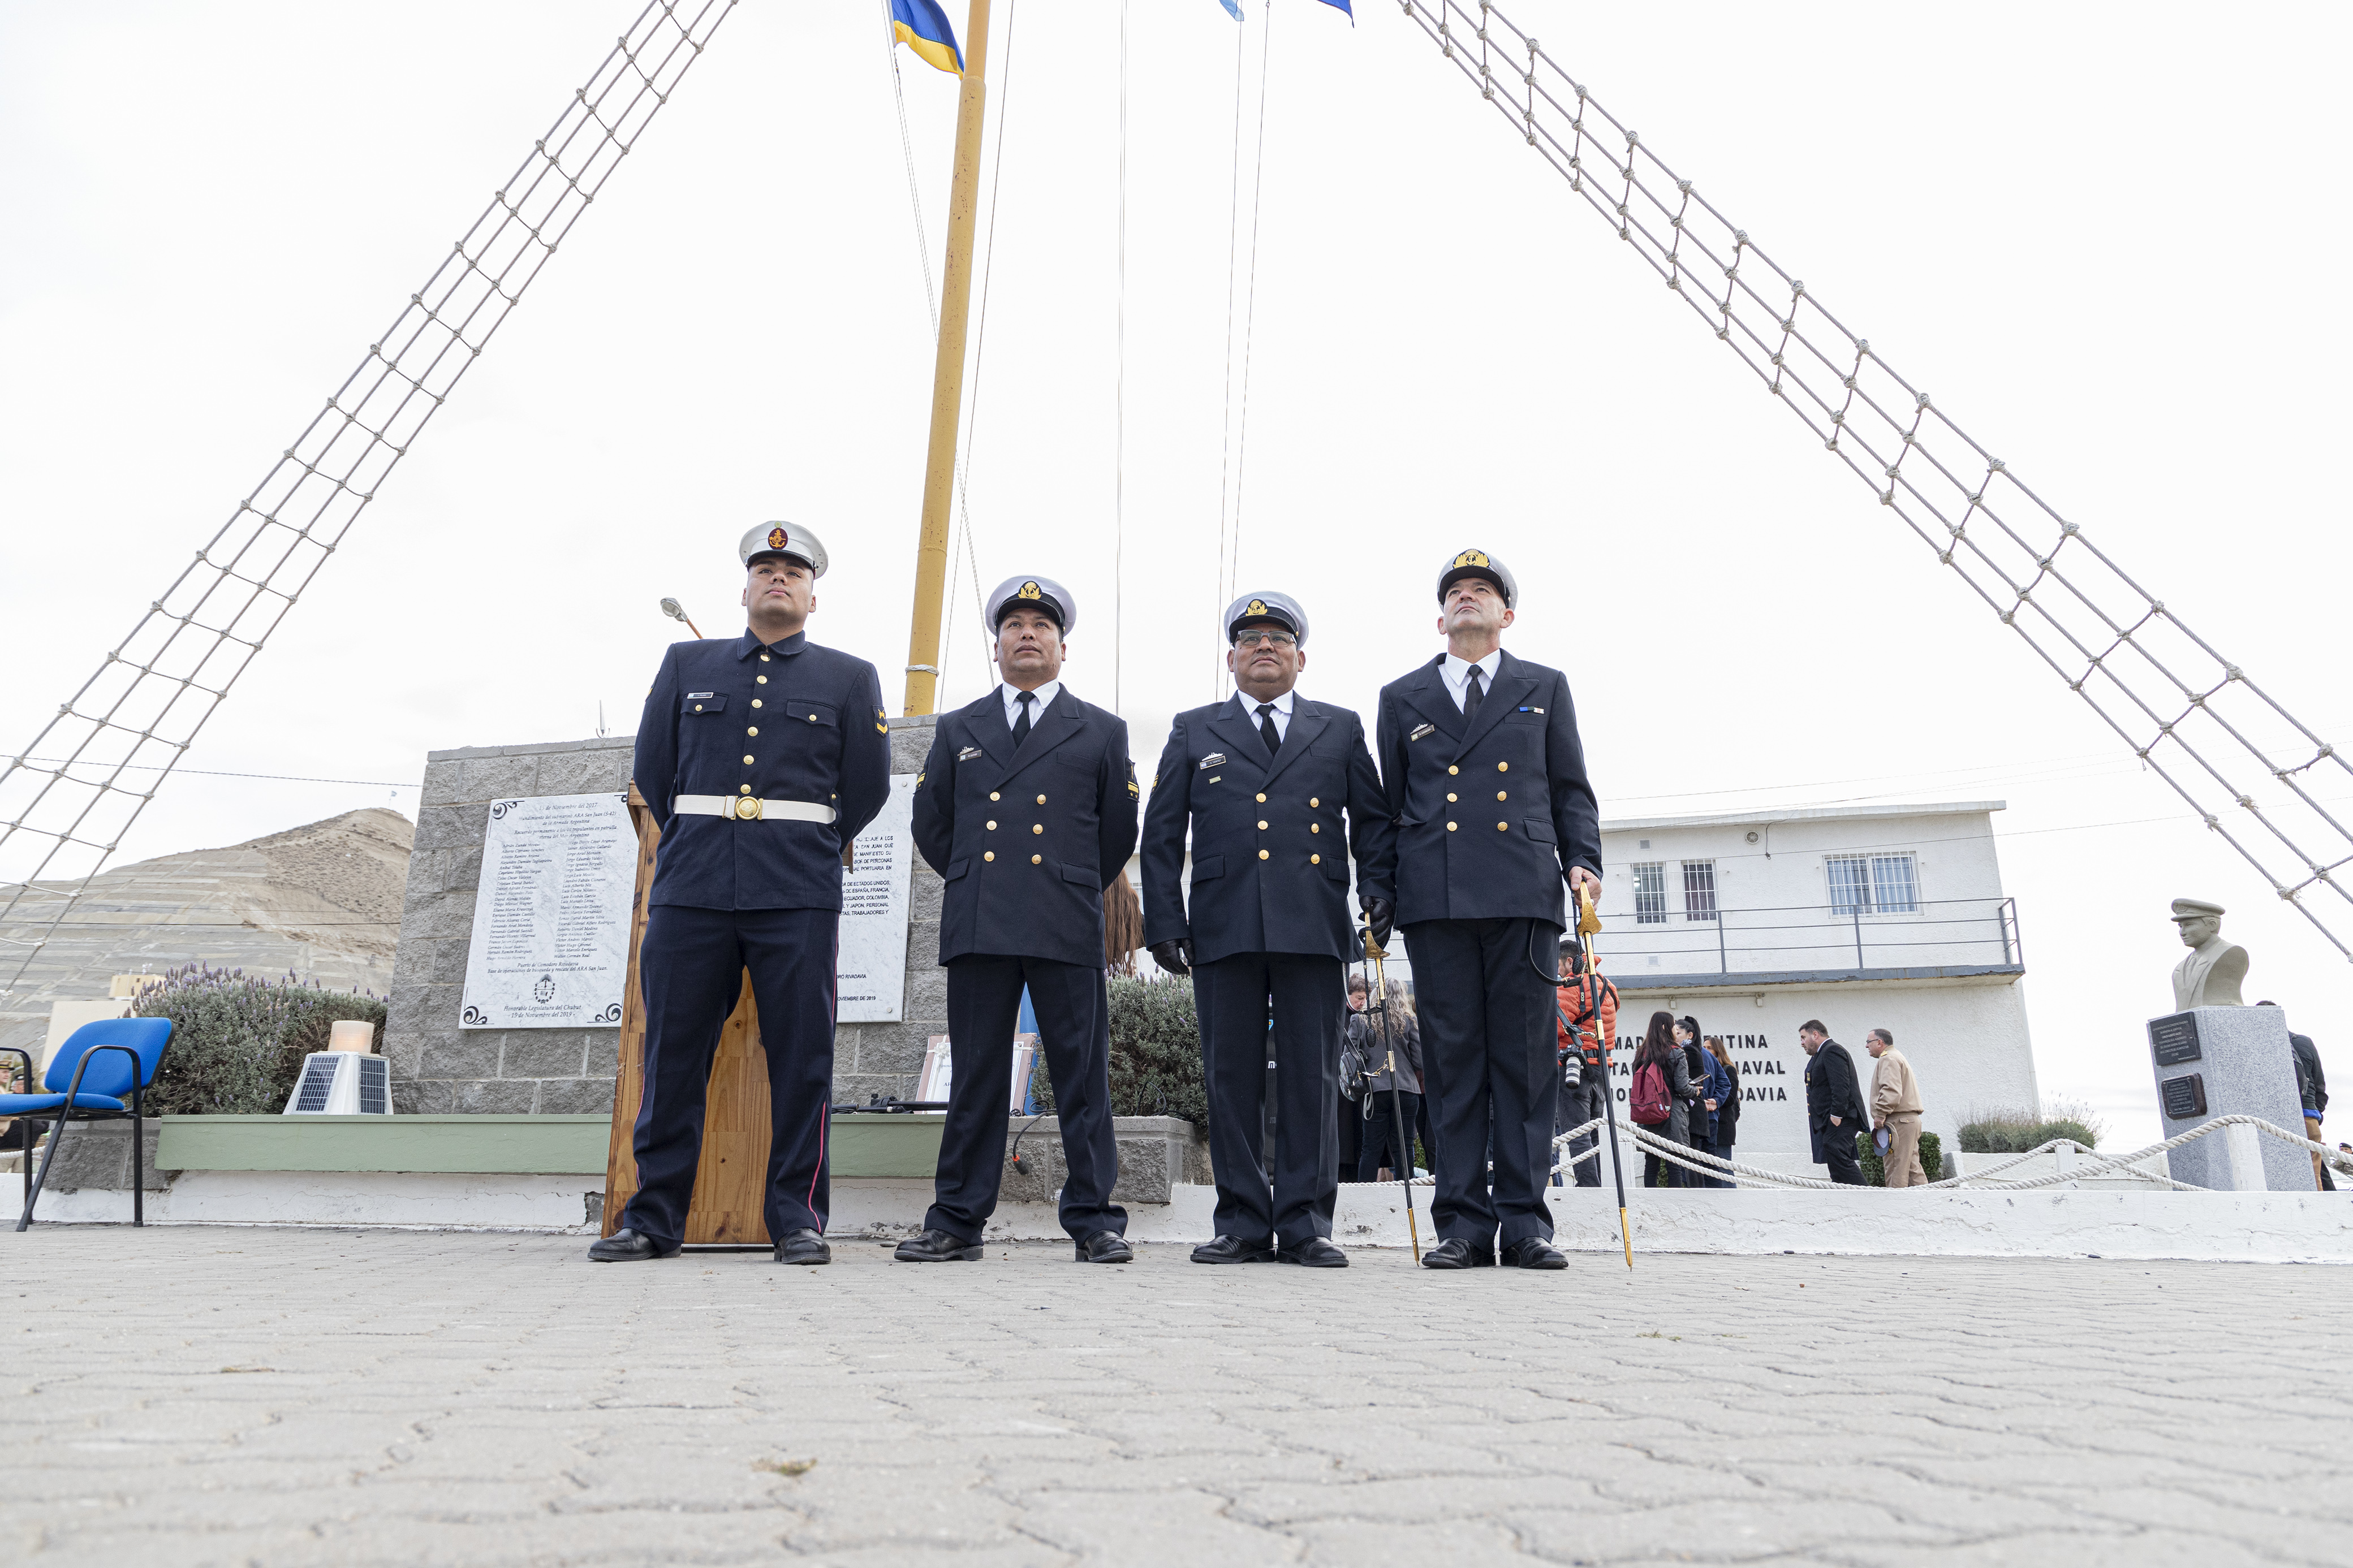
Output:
(1123, 797), (2039, 1179)
(1594, 800), (2037, 1176)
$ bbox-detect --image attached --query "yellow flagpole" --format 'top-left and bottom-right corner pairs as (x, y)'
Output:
(901, 0), (993, 716)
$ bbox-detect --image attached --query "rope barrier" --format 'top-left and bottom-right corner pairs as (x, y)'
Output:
(0, 1), (736, 984)
(1403, 1112), (2341, 1194)
(1399, 0), (2353, 964)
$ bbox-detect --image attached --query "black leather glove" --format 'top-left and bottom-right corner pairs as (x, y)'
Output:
(1361, 896), (1394, 951)
(1150, 938), (1193, 977)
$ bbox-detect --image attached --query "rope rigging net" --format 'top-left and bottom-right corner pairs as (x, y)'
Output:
(1398, 0), (2353, 961)
(0, 0), (736, 995)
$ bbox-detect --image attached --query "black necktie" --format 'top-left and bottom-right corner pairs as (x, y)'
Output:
(1463, 664), (1485, 723)
(1256, 702), (1282, 755)
(1012, 688), (1035, 744)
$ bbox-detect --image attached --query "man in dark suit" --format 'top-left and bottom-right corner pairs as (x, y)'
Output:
(900, 574), (1140, 1264)
(1369, 550), (1602, 1271)
(592, 521), (893, 1267)
(1800, 1019), (1868, 1186)
(1138, 591), (1396, 1267)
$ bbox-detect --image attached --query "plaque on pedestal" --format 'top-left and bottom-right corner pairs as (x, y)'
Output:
(460, 793), (637, 1029)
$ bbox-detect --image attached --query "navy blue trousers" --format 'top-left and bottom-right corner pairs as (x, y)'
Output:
(1195, 952), (1343, 1246)
(620, 904), (839, 1247)
(1402, 918), (1558, 1248)
(927, 955), (1127, 1244)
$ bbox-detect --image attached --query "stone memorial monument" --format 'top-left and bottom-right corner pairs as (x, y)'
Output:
(2148, 897), (2309, 1190)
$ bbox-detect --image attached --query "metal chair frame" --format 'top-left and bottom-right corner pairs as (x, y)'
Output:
(6, 1040), (156, 1232)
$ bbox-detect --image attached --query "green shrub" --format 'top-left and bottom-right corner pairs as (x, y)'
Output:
(1856, 1129), (1945, 1185)
(1957, 1103), (2102, 1153)
(1031, 975), (1208, 1125)
(130, 964), (387, 1115)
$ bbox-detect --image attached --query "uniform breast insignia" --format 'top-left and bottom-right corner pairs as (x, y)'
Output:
(1518, 705), (1545, 714)
(1198, 753), (1226, 770)
(1410, 723), (1436, 741)
(688, 692), (716, 699)
(958, 745), (985, 762)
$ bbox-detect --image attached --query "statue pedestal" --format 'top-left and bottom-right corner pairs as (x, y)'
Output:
(2145, 1006), (2309, 1191)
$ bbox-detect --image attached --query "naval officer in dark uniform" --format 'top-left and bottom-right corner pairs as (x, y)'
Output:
(591, 521), (893, 1265)
(1139, 592), (1395, 1267)
(899, 575), (1140, 1264)
(1370, 550), (1602, 1270)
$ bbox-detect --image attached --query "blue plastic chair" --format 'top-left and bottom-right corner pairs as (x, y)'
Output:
(1, 1017), (174, 1231)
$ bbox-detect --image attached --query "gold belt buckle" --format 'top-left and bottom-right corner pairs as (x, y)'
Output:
(732, 796), (764, 822)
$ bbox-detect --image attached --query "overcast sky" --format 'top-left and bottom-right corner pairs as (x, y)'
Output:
(5, 1), (2351, 1152)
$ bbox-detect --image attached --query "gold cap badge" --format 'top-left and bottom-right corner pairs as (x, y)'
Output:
(1452, 549), (1490, 568)
(1018, 581), (1042, 599)
(768, 526), (789, 551)
(1246, 598), (1267, 616)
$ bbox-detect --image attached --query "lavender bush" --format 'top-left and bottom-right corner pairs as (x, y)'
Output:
(130, 964), (386, 1115)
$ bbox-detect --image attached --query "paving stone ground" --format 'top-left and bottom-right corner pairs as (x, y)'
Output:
(4, 1226), (2348, 1567)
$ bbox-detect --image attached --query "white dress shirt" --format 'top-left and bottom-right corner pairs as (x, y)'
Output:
(1000, 679), (1062, 730)
(1438, 649), (1502, 711)
(1231, 686), (1296, 742)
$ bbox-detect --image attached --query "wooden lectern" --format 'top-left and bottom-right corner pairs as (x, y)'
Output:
(600, 786), (776, 1243)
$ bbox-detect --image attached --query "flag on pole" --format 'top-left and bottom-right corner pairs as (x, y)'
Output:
(1315, 0), (1353, 15)
(1216, 0), (1242, 19)
(891, 0), (964, 75)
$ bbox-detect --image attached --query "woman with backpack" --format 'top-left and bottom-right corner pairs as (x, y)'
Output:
(1629, 1011), (1698, 1187)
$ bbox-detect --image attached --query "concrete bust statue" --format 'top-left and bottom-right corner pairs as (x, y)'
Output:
(2170, 897), (2249, 1010)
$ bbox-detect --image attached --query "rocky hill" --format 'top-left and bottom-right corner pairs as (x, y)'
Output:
(0, 808), (412, 1060)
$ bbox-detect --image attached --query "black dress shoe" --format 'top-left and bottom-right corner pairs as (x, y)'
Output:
(1075, 1229), (1134, 1264)
(774, 1229), (831, 1265)
(1277, 1236), (1351, 1268)
(1191, 1234), (1275, 1264)
(587, 1228), (679, 1263)
(1501, 1236), (1569, 1270)
(1419, 1237), (1496, 1270)
(894, 1228), (984, 1262)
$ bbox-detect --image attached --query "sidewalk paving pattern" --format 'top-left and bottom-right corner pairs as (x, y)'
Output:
(4, 1227), (2347, 1565)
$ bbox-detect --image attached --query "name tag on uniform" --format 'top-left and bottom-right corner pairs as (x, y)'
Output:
(1410, 723), (1436, 741)
(958, 746), (984, 762)
(1520, 705), (1545, 714)
(1198, 753), (1226, 770)
(687, 692), (716, 699)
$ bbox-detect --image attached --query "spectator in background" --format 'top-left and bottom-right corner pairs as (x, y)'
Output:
(1358, 981), (1423, 1182)
(1675, 1020), (1713, 1166)
(2258, 1002), (2333, 1192)
(1337, 979), (1370, 1182)
(1705, 1036), (1742, 1185)
(1691, 1031), (1735, 1188)
(1865, 1027), (1927, 1187)
(1554, 939), (1616, 1188)
(1632, 1012), (1697, 1188)
(1800, 1020), (1868, 1186)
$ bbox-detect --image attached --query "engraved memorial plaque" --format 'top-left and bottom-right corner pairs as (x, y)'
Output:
(835, 775), (917, 1023)
(2160, 1073), (2207, 1121)
(459, 793), (637, 1028)
(2148, 1011), (2203, 1067)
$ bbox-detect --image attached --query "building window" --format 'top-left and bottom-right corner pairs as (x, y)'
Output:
(1632, 862), (1667, 924)
(1827, 853), (1919, 915)
(1682, 860), (1717, 922)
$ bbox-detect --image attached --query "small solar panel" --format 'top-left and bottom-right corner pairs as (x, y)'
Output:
(292, 1056), (339, 1113)
(356, 1056), (390, 1115)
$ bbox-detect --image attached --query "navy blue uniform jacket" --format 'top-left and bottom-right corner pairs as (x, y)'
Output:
(632, 630), (892, 912)
(1138, 696), (1397, 965)
(911, 687), (1141, 970)
(1372, 649), (1601, 930)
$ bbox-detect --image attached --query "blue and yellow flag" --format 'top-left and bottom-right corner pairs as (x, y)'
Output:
(891, 0), (964, 75)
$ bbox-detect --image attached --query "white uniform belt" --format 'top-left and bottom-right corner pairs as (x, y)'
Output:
(674, 795), (837, 824)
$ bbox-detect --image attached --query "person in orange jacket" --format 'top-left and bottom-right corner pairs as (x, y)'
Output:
(1552, 939), (1617, 1188)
